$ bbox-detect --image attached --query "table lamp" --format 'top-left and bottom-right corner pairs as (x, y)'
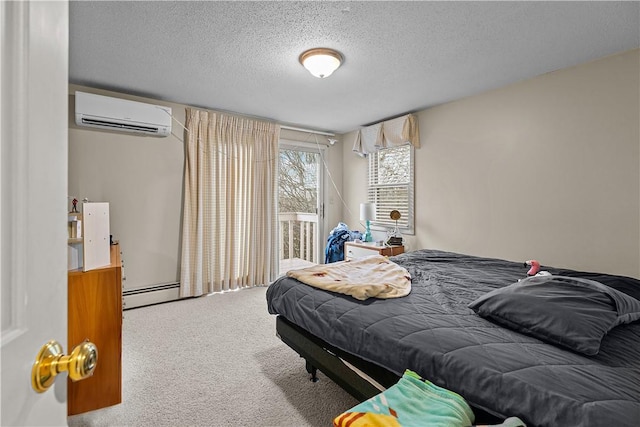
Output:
(360, 202), (376, 242)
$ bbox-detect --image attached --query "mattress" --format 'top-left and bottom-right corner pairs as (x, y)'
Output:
(266, 249), (640, 427)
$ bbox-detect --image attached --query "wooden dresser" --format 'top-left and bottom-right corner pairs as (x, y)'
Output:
(67, 244), (122, 415)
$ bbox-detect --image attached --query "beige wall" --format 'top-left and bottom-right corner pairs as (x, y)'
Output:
(68, 85), (186, 290)
(342, 49), (640, 278)
(68, 85), (343, 290)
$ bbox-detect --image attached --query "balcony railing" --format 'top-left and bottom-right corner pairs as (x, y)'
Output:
(279, 212), (319, 268)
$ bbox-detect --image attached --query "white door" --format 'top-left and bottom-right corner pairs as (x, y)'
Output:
(1, 1), (69, 425)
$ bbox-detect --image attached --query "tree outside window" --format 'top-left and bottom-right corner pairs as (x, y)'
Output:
(278, 149), (319, 259)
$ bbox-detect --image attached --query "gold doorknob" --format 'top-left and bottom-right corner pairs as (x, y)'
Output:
(31, 339), (98, 393)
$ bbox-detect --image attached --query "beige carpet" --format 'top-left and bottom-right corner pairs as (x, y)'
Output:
(68, 287), (358, 426)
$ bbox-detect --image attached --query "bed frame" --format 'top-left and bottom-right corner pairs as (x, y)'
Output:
(275, 315), (502, 424)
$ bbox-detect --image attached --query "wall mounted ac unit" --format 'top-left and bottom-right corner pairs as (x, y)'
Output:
(75, 91), (172, 137)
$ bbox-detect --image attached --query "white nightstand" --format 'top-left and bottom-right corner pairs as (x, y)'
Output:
(344, 242), (404, 261)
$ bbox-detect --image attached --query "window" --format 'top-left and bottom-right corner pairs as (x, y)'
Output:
(367, 144), (414, 234)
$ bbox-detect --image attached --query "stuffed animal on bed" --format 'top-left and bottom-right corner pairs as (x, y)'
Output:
(522, 260), (551, 279)
(524, 260), (540, 276)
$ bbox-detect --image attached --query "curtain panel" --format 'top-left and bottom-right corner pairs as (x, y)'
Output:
(352, 113), (420, 156)
(180, 108), (280, 297)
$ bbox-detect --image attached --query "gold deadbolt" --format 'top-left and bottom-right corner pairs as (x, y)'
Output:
(31, 339), (98, 393)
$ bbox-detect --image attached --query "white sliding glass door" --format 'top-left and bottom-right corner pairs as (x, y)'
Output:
(278, 143), (325, 273)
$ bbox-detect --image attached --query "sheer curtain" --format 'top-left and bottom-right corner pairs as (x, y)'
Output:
(180, 108), (280, 297)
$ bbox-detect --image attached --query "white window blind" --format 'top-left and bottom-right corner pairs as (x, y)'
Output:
(367, 144), (414, 234)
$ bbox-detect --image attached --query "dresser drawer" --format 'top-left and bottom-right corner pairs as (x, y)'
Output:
(344, 242), (404, 260)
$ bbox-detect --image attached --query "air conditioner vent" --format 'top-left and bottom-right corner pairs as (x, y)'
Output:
(75, 91), (171, 137)
(80, 118), (160, 133)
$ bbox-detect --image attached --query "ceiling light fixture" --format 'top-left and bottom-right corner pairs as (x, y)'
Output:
(299, 48), (343, 78)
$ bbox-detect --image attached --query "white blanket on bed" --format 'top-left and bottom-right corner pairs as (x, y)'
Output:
(286, 255), (411, 300)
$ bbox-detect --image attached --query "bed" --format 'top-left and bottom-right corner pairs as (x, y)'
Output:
(266, 249), (640, 427)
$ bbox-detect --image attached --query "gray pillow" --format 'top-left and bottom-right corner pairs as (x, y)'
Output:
(468, 275), (640, 356)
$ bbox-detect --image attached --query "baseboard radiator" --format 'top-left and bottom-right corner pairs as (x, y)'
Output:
(123, 282), (181, 310)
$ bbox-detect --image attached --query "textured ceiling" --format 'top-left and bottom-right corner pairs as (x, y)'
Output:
(69, 1), (640, 134)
